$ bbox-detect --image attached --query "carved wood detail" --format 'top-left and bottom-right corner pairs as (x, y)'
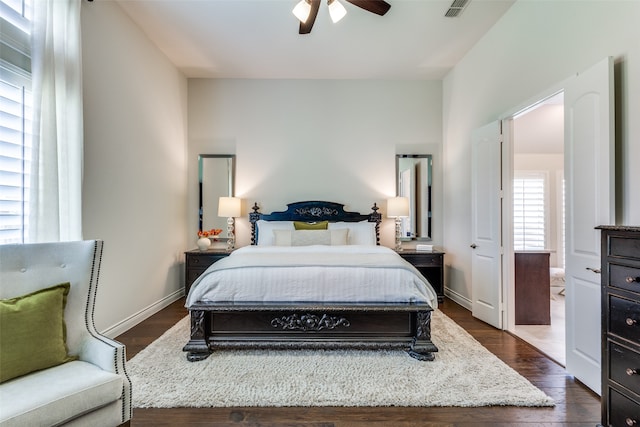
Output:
(249, 201), (382, 246)
(190, 310), (205, 339)
(271, 313), (351, 332)
(415, 311), (432, 340)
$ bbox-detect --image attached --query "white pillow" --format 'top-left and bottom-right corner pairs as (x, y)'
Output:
(273, 229), (349, 246)
(328, 221), (377, 245)
(256, 220), (294, 246)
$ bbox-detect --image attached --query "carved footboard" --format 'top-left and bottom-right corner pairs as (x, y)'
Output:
(183, 302), (438, 362)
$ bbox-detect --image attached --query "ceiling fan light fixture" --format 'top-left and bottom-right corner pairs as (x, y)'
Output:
(293, 0), (312, 23)
(328, 0), (347, 23)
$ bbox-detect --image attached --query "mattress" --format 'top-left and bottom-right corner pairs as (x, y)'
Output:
(185, 245), (438, 308)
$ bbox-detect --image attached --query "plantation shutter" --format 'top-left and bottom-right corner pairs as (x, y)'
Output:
(513, 172), (546, 251)
(0, 0), (32, 244)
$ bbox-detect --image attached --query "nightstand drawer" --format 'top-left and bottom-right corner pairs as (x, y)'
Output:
(398, 251), (445, 303)
(400, 253), (443, 268)
(610, 263), (640, 294)
(610, 341), (640, 395)
(187, 268), (209, 286)
(184, 250), (231, 295)
(610, 295), (640, 342)
(187, 254), (227, 268)
(609, 388), (640, 427)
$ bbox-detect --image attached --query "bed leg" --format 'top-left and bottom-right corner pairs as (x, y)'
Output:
(182, 310), (212, 362)
(407, 310), (438, 361)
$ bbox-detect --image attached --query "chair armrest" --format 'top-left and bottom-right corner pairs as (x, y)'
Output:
(79, 334), (127, 373)
(78, 334), (132, 422)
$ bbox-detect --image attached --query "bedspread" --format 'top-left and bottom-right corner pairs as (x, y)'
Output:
(185, 245), (438, 308)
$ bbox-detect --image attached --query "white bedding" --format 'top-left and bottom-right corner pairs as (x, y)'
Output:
(185, 245), (438, 309)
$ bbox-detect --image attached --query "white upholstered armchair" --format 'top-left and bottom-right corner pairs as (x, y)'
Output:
(0, 240), (131, 426)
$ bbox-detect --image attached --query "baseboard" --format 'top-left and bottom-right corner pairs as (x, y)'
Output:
(444, 287), (472, 311)
(102, 289), (184, 339)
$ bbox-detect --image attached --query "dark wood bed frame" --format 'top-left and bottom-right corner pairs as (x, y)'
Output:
(183, 201), (438, 362)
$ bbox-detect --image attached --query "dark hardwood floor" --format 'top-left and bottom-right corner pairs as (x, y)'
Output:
(116, 298), (600, 426)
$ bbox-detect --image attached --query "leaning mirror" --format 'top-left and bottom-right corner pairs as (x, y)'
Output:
(199, 154), (235, 232)
(396, 154), (432, 241)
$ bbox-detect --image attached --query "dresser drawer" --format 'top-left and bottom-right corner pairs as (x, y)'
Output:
(609, 235), (640, 261)
(610, 341), (640, 395)
(610, 295), (640, 342)
(610, 263), (640, 294)
(609, 388), (640, 427)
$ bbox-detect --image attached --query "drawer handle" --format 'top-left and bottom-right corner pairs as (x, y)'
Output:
(626, 276), (640, 284)
(627, 418), (637, 426)
(627, 318), (638, 326)
(586, 267), (601, 274)
(627, 368), (638, 376)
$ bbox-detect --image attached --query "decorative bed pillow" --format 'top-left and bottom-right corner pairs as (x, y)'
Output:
(273, 229), (349, 246)
(293, 221), (328, 230)
(256, 220), (295, 246)
(0, 282), (76, 383)
(328, 221), (376, 245)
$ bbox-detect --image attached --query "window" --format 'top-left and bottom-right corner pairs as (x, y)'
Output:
(1, 0), (31, 244)
(513, 172), (547, 251)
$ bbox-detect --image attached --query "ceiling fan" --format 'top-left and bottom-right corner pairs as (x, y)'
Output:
(293, 0), (391, 34)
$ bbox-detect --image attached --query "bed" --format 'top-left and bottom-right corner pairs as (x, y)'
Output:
(183, 201), (439, 362)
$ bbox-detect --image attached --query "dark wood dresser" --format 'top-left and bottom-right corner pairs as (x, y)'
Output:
(184, 248), (231, 295)
(514, 251), (551, 325)
(398, 250), (445, 303)
(598, 226), (640, 427)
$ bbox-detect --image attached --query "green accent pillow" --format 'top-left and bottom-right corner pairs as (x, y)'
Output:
(0, 282), (76, 383)
(294, 221), (328, 230)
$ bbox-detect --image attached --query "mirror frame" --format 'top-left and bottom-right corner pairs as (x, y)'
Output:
(396, 154), (432, 241)
(198, 154), (236, 232)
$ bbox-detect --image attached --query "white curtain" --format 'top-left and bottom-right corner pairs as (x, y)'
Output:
(29, 0), (83, 242)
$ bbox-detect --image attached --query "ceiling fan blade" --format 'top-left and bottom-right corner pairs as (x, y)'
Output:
(299, 0), (321, 34)
(344, 0), (391, 16)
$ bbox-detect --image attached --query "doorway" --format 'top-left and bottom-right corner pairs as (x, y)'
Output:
(507, 92), (566, 366)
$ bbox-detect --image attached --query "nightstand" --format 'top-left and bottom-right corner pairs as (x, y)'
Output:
(184, 248), (231, 295)
(398, 250), (445, 303)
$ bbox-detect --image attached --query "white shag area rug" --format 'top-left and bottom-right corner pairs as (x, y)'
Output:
(127, 310), (554, 408)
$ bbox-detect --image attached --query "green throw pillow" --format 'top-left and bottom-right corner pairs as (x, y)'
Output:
(294, 221), (328, 230)
(0, 282), (76, 383)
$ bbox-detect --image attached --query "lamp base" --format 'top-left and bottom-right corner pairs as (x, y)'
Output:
(395, 217), (403, 252)
(226, 217), (235, 251)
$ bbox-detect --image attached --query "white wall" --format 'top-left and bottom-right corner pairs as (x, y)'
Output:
(188, 79), (443, 249)
(81, 1), (189, 334)
(442, 0), (640, 306)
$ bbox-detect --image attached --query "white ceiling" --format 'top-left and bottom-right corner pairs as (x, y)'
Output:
(115, 0), (515, 79)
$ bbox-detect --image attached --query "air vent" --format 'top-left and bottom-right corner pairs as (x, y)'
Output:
(445, 0), (469, 17)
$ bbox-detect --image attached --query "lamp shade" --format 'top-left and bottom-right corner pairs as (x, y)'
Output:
(328, 0), (347, 23)
(218, 197), (242, 218)
(292, 0), (311, 23)
(387, 197), (409, 218)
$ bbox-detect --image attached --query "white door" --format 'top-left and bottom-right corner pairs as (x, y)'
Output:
(564, 57), (614, 394)
(471, 121), (503, 329)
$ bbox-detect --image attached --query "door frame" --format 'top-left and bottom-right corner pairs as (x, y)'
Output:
(499, 82), (569, 333)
